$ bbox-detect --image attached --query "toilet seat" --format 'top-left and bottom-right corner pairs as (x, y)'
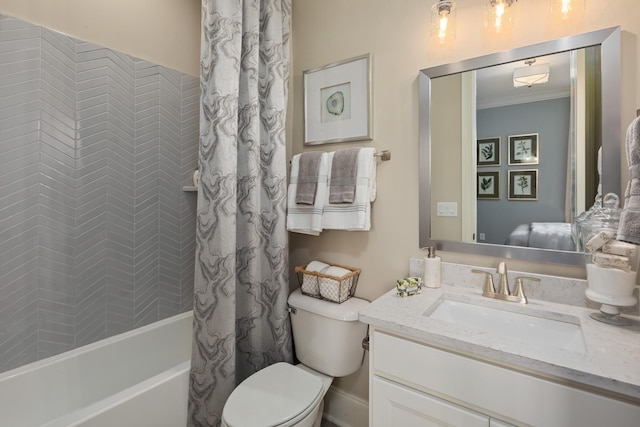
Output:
(222, 362), (324, 427)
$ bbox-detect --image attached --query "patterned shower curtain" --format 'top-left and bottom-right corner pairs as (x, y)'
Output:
(188, 1), (293, 426)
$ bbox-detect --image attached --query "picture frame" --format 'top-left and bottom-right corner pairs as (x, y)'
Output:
(477, 137), (501, 166)
(303, 54), (372, 145)
(477, 171), (500, 200)
(508, 169), (538, 200)
(508, 133), (539, 165)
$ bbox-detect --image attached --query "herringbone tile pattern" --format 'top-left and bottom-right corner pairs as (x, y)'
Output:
(0, 15), (198, 373)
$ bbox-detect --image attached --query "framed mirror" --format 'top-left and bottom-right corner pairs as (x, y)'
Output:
(419, 27), (621, 266)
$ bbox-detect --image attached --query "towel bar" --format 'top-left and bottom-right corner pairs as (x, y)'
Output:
(374, 150), (391, 161)
(289, 149), (391, 164)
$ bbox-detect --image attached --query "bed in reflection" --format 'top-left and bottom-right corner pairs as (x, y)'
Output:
(505, 222), (576, 251)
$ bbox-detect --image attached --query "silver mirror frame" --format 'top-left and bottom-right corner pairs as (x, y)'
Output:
(419, 27), (621, 265)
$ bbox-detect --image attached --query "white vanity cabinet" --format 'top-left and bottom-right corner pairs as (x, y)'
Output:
(372, 376), (496, 426)
(369, 330), (640, 427)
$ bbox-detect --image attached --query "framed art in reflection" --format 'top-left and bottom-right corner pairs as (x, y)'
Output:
(508, 133), (539, 165)
(477, 137), (500, 166)
(477, 171), (500, 200)
(508, 169), (538, 200)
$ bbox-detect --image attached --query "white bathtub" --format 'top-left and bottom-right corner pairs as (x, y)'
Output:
(0, 311), (193, 427)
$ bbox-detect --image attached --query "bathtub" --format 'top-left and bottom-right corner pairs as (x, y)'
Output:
(0, 311), (192, 427)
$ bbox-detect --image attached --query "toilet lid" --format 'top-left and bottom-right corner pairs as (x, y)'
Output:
(222, 362), (323, 427)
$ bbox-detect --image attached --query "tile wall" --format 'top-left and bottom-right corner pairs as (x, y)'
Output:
(0, 15), (199, 372)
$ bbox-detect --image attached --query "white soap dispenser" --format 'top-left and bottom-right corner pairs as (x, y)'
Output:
(423, 246), (442, 289)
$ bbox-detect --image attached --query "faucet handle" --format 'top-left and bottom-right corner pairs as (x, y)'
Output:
(513, 276), (541, 304)
(472, 269), (496, 296)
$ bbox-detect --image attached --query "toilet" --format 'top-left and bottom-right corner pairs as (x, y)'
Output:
(221, 288), (370, 427)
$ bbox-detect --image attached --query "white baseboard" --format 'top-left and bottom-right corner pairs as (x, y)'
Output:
(322, 385), (368, 427)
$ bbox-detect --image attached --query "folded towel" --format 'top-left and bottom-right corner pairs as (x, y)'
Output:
(329, 147), (360, 204)
(295, 151), (324, 205)
(322, 147), (377, 231)
(617, 117), (640, 244)
(287, 153), (329, 235)
(602, 239), (637, 257)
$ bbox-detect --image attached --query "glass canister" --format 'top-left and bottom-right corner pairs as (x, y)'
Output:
(580, 193), (622, 252)
(572, 194), (602, 252)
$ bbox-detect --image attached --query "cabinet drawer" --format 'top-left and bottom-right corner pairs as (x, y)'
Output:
(372, 376), (489, 427)
(372, 330), (640, 426)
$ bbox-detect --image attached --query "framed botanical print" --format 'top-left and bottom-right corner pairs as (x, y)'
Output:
(477, 171), (500, 200)
(477, 137), (500, 166)
(508, 133), (539, 165)
(508, 169), (538, 200)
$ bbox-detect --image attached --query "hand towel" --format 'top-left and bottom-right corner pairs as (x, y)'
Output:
(328, 147), (360, 204)
(295, 151), (324, 205)
(617, 117), (640, 244)
(286, 153), (329, 235)
(322, 147), (377, 231)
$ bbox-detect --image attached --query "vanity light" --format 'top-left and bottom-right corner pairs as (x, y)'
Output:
(513, 59), (550, 88)
(549, 0), (585, 22)
(485, 0), (517, 34)
(430, 0), (456, 44)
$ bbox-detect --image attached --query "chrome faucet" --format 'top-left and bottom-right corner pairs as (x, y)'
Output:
(472, 261), (540, 304)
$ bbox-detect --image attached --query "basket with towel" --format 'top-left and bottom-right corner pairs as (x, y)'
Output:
(295, 260), (360, 303)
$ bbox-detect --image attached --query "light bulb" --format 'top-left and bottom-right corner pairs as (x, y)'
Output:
(494, 2), (505, 32)
(438, 14), (449, 41)
(561, 0), (572, 19)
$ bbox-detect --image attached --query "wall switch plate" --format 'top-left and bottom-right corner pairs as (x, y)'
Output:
(436, 202), (458, 217)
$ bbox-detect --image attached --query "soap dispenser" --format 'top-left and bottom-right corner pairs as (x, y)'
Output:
(423, 247), (442, 289)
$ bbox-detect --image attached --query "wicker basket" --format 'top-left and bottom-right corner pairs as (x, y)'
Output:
(295, 262), (360, 303)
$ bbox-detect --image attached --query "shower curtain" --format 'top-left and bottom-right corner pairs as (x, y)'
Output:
(188, 1), (293, 426)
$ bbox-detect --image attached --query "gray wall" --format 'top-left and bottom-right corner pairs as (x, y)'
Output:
(0, 15), (199, 373)
(476, 97), (570, 245)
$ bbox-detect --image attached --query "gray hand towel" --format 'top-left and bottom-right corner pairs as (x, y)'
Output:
(295, 151), (324, 205)
(617, 116), (640, 245)
(329, 147), (360, 204)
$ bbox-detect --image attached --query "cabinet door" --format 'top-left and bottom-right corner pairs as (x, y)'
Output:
(372, 376), (489, 427)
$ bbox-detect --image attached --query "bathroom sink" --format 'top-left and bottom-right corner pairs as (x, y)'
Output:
(424, 298), (587, 353)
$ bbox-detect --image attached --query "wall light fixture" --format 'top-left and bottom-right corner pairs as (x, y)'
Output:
(485, 0), (517, 34)
(549, 0), (584, 21)
(431, 0), (457, 44)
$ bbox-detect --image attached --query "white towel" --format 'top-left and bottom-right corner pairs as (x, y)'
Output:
(322, 147), (377, 231)
(287, 153), (329, 235)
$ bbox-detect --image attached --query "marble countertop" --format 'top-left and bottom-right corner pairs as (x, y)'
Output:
(359, 280), (640, 402)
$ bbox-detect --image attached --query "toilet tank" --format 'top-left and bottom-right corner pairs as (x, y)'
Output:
(288, 288), (370, 378)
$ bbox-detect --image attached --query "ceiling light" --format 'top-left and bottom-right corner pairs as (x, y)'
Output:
(513, 59), (550, 88)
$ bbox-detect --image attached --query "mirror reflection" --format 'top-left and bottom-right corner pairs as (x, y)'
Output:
(432, 48), (600, 250)
(419, 27), (621, 265)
